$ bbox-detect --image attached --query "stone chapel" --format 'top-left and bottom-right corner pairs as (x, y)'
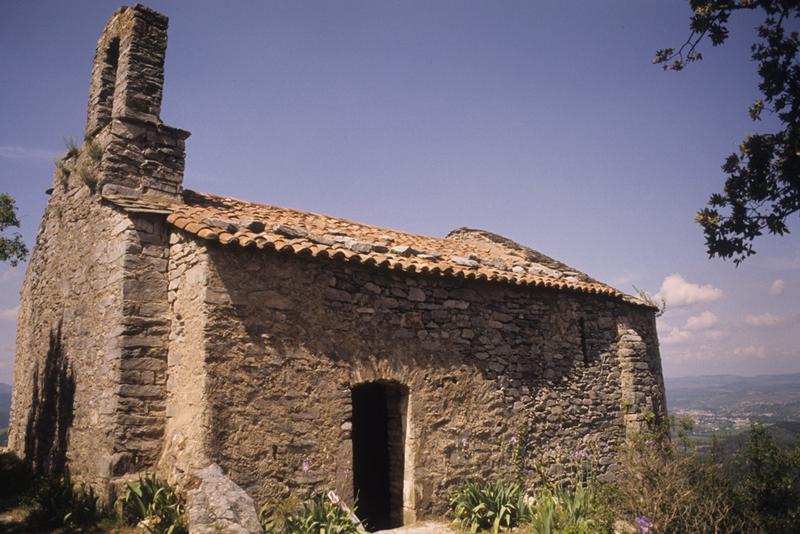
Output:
(9, 4), (666, 532)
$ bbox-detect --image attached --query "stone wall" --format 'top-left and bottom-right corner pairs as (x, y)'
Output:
(86, 4), (189, 201)
(111, 213), (172, 482)
(8, 151), (127, 491)
(10, 3), (187, 498)
(166, 236), (664, 519)
(159, 234), (212, 484)
(8, 150), (178, 497)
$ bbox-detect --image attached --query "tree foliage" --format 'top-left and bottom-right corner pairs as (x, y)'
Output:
(0, 193), (28, 266)
(736, 423), (800, 532)
(656, 0), (800, 264)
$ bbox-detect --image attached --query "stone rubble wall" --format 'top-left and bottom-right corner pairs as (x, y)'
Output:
(95, 117), (189, 199)
(159, 234), (212, 485)
(168, 237), (665, 519)
(85, 4), (189, 201)
(110, 213), (172, 484)
(85, 5), (168, 138)
(8, 153), (127, 493)
(9, 2), (187, 495)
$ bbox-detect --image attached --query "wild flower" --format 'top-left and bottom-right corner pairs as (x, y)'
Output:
(635, 514), (653, 534)
(301, 459), (310, 472)
(571, 448), (589, 460)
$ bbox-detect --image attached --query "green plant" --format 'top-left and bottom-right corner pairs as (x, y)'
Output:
(85, 139), (103, 161)
(28, 472), (105, 530)
(598, 428), (753, 534)
(259, 494), (303, 533)
(449, 479), (527, 533)
(77, 160), (98, 192)
(0, 192), (29, 266)
(123, 474), (187, 534)
(735, 423), (800, 533)
(632, 285), (666, 317)
(527, 485), (606, 534)
(63, 136), (79, 158)
(271, 493), (359, 534)
(55, 156), (71, 176)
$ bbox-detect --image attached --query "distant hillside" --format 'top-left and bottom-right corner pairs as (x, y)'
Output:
(0, 383), (10, 447)
(666, 373), (800, 412)
(666, 373), (800, 436)
(666, 372), (800, 393)
(0, 382), (10, 425)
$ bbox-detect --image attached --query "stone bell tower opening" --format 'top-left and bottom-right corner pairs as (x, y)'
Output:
(351, 381), (408, 531)
(99, 37), (120, 127)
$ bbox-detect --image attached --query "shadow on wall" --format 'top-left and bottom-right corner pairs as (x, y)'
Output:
(23, 321), (75, 477)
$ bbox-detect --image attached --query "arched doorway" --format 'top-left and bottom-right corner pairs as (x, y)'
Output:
(351, 381), (408, 531)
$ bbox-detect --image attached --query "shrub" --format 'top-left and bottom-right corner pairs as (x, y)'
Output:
(449, 479), (527, 533)
(27, 472), (105, 530)
(261, 493), (360, 534)
(597, 431), (753, 534)
(123, 474), (187, 534)
(734, 423), (800, 533)
(0, 451), (33, 500)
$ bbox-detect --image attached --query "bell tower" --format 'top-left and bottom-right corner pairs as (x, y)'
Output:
(85, 4), (190, 200)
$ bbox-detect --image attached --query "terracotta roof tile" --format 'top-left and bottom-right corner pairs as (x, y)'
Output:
(152, 190), (643, 304)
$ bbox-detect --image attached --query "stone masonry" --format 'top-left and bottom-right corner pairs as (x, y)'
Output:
(9, 4), (667, 531)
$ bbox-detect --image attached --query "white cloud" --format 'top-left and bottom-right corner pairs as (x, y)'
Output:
(0, 306), (19, 321)
(769, 279), (785, 296)
(704, 329), (726, 340)
(685, 310), (718, 331)
(656, 274), (724, 307)
(745, 313), (785, 327)
(659, 311), (724, 345)
(733, 345), (767, 359)
(0, 145), (59, 161)
(661, 327), (691, 345)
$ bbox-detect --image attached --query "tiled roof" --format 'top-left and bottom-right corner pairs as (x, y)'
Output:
(156, 190), (641, 304)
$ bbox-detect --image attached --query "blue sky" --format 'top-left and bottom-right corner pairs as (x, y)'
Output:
(1, 1), (798, 383)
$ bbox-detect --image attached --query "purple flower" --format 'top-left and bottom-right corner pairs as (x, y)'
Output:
(635, 515), (653, 534)
(571, 448), (589, 459)
(510, 436), (518, 444)
(302, 459), (310, 472)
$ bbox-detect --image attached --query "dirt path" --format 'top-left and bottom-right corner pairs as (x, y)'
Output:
(376, 521), (457, 533)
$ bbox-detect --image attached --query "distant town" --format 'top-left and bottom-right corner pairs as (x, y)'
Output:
(666, 373), (800, 441)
